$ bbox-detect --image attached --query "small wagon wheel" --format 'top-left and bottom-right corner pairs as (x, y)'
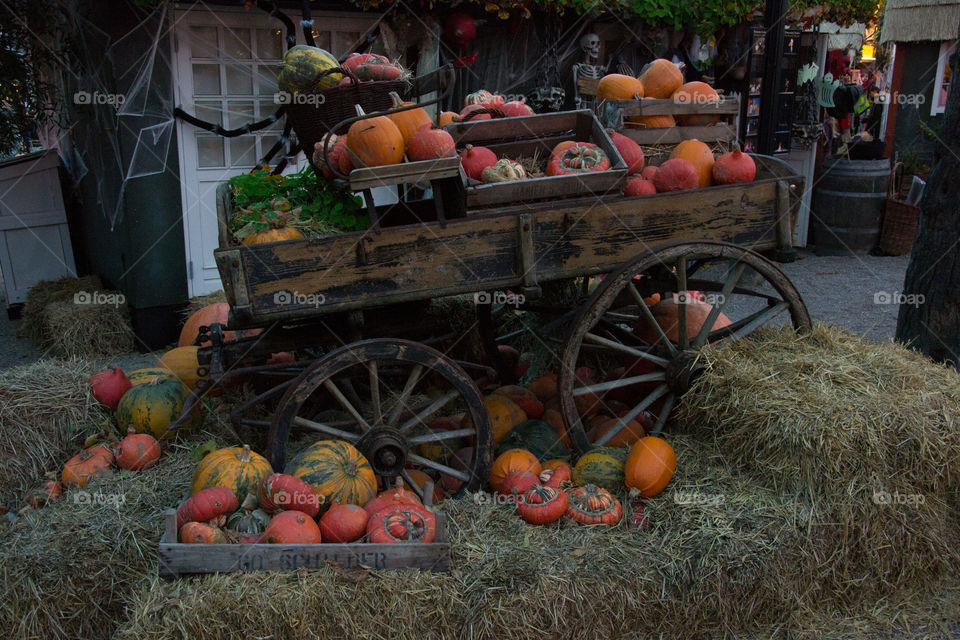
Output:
(267, 339), (494, 499)
(559, 241), (811, 454)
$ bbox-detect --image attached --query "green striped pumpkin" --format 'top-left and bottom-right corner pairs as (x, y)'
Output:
(573, 446), (629, 492)
(190, 444), (273, 504)
(284, 440), (377, 512)
(277, 45), (342, 94)
(126, 367), (179, 386)
(116, 375), (198, 440)
(498, 419), (571, 462)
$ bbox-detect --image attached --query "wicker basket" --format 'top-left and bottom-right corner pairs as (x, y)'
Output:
(880, 162), (921, 256)
(285, 67), (407, 155)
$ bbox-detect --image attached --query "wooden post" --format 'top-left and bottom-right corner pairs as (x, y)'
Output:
(772, 180), (798, 262)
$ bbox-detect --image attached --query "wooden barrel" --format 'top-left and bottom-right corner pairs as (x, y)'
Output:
(810, 157), (890, 253)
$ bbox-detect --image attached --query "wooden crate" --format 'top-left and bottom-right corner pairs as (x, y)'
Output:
(600, 96), (741, 145)
(158, 508), (450, 577)
(443, 110), (627, 208)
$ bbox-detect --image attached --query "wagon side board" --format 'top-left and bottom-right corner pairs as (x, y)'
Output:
(159, 509), (450, 576)
(218, 175), (802, 327)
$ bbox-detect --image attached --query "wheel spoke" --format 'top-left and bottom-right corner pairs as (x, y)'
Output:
(715, 302), (790, 345)
(628, 282), (677, 355)
(693, 261), (746, 348)
(323, 379), (372, 432)
(583, 332), (670, 366)
(398, 389), (460, 434)
(368, 361), (382, 426)
(408, 453), (470, 482)
(293, 416), (361, 442)
(407, 427), (476, 445)
(386, 364), (424, 426)
(593, 384), (669, 447)
(649, 393), (675, 435)
(572, 372), (666, 396)
(400, 469), (424, 500)
(603, 311), (640, 323)
(676, 257), (688, 348)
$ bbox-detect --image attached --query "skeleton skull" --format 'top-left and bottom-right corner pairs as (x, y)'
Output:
(580, 33), (600, 61)
(527, 87), (566, 112)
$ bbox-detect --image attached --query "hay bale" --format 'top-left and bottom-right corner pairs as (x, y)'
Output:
(44, 299), (135, 358)
(0, 446), (194, 640)
(18, 275), (102, 345)
(181, 290), (227, 320)
(0, 358), (107, 504)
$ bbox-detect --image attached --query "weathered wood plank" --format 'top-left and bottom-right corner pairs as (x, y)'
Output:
(620, 125), (738, 145)
(349, 157), (462, 191)
(607, 97), (741, 116)
(445, 110), (583, 144)
(158, 512), (449, 576)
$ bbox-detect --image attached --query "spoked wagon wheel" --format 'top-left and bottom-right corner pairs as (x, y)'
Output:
(559, 241), (811, 455)
(267, 339), (494, 499)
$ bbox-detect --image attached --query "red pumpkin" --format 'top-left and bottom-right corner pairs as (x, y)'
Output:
(259, 473), (320, 517)
(546, 142), (611, 176)
(364, 486), (421, 516)
(539, 463), (572, 489)
(353, 62), (404, 81)
(440, 447), (473, 493)
(264, 510), (323, 543)
(460, 144), (498, 180)
(26, 480), (62, 508)
(180, 522), (227, 544)
(407, 125), (456, 161)
(62, 446), (114, 488)
(623, 177), (657, 197)
(653, 158), (699, 193)
(491, 385), (544, 418)
(89, 368), (132, 410)
(463, 89), (494, 106)
(641, 165), (659, 181)
(712, 146), (757, 184)
(342, 52), (389, 74)
(312, 134), (348, 179)
(176, 486), (238, 530)
(115, 429), (161, 471)
(516, 484), (568, 525)
(607, 131), (644, 174)
(500, 471), (540, 503)
(672, 81), (721, 126)
(500, 100), (534, 117)
(565, 484), (623, 525)
(179, 302), (260, 347)
(444, 12), (477, 48)
(459, 103), (495, 122)
(319, 504), (369, 542)
(367, 503), (437, 543)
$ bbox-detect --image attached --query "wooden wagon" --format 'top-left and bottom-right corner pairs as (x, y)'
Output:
(175, 108), (810, 506)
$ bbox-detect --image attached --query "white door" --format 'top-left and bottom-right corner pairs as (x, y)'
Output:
(172, 7), (377, 296)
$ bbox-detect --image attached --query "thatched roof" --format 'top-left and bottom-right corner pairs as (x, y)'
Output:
(880, 0), (960, 43)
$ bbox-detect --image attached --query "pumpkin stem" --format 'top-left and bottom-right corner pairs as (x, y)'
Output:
(240, 493), (258, 510)
(238, 444), (252, 463)
(388, 91), (404, 108)
(354, 104), (366, 117)
(126, 426), (136, 436)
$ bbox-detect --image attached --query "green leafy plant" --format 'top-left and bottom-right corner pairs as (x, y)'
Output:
(227, 165), (367, 241)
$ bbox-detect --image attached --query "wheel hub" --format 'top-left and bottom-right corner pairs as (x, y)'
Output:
(664, 351), (704, 395)
(356, 427), (408, 477)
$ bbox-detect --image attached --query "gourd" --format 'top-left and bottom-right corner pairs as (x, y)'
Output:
(319, 504), (368, 542)
(499, 470), (540, 502)
(500, 100), (535, 117)
(565, 484), (623, 525)
(638, 59), (683, 99)
(588, 416), (647, 447)
(366, 503), (437, 543)
(277, 45), (342, 93)
(541, 409), (572, 448)
(635, 297), (731, 344)
(406, 125), (456, 161)
(353, 60), (405, 81)
(623, 177), (657, 197)
(459, 144), (498, 181)
(652, 158), (699, 193)
(572, 446), (628, 492)
(115, 428), (161, 471)
(285, 439), (377, 510)
(176, 486), (238, 529)
(263, 510), (323, 543)
(342, 52), (389, 74)
(242, 220), (304, 245)
(259, 472), (320, 517)
(402, 469), (443, 503)
(546, 142), (611, 176)
(489, 448), (541, 491)
(526, 373), (557, 401)
(459, 103), (495, 121)
(712, 145), (757, 184)
(26, 480), (62, 507)
(607, 130), (645, 174)
(346, 105), (404, 168)
(515, 484), (568, 525)
(157, 346), (204, 389)
(624, 436), (676, 497)
(62, 446), (114, 488)
(116, 375), (197, 440)
(497, 419), (570, 462)
(226, 494), (271, 535)
(88, 368), (131, 409)
(386, 92), (432, 147)
(461, 394), (526, 445)
(539, 462), (572, 489)
(629, 114), (676, 128)
(672, 81), (721, 125)
(313, 134), (347, 179)
(669, 139), (714, 188)
(437, 111), (459, 127)
(482, 159), (526, 183)
(491, 385), (544, 418)
(597, 74), (644, 101)
(179, 522), (227, 544)
(640, 165), (659, 181)
(190, 444), (274, 505)
(364, 486), (421, 516)
(179, 302), (260, 347)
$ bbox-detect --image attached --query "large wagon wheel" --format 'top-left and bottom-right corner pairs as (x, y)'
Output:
(559, 241), (811, 454)
(267, 339), (494, 499)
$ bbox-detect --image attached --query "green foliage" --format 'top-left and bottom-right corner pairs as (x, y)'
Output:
(227, 165), (367, 240)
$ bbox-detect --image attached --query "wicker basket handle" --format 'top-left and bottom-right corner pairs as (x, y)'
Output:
(888, 161), (904, 200)
(315, 65), (359, 88)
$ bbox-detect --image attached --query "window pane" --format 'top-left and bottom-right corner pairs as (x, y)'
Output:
(334, 32), (360, 56)
(256, 64), (280, 95)
(223, 28), (252, 59)
(226, 102), (255, 128)
(258, 99), (283, 130)
(194, 101), (222, 126)
(230, 136), (257, 167)
(197, 137), (224, 167)
(257, 28), (283, 60)
(226, 66), (253, 95)
(190, 26), (218, 59)
(193, 64), (221, 95)
(312, 30), (332, 52)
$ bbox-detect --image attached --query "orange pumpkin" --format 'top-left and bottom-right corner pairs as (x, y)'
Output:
(597, 74), (644, 101)
(364, 486), (421, 516)
(491, 385), (544, 418)
(386, 92), (432, 147)
(527, 372), (558, 401)
(541, 409), (573, 448)
(589, 416), (646, 447)
(319, 504), (368, 542)
(366, 502), (437, 543)
(157, 346), (204, 390)
(437, 111), (459, 127)
(264, 510), (323, 543)
(462, 395), (526, 445)
(62, 445), (114, 487)
(242, 224), (303, 246)
(346, 105), (405, 168)
(669, 139), (714, 187)
(565, 484), (623, 525)
(629, 113), (677, 128)
(489, 448), (541, 491)
(672, 81), (720, 125)
(179, 522), (227, 544)
(638, 59), (683, 99)
(636, 297), (732, 344)
(115, 429), (161, 471)
(179, 302), (260, 347)
(624, 436), (676, 497)
(402, 469), (443, 503)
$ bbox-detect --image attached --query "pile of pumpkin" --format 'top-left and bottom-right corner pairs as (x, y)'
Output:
(179, 440), (439, 545)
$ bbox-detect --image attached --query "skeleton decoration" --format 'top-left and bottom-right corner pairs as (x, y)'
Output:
(573, 33), (607, 109)
(526, 86), (566, 112)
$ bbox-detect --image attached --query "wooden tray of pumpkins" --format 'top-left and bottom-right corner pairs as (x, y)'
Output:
(442, 110), (628, 208)
(159, 444), (449, 577)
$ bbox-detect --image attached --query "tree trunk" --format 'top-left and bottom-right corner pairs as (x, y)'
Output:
(895, 27), (960, 369)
